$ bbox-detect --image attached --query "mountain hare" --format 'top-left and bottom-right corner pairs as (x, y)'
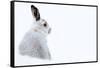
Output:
(19, 5), (51, 60)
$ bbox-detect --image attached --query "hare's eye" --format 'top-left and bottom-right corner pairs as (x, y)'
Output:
(43, 23), (47, 27)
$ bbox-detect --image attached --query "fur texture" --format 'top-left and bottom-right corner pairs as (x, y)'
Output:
(19, 5), (51, 60)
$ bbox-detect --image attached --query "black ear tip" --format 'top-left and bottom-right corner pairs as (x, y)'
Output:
(31, 5), (34, 8)
(31, 5), (36, 9)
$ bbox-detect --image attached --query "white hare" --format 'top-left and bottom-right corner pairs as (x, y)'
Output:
(19, 5), (51, 60)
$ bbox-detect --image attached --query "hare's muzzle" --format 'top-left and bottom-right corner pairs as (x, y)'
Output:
(48, 28), (51, 34)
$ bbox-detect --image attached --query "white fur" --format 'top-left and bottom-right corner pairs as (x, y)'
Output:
(19, 19), (51, 60)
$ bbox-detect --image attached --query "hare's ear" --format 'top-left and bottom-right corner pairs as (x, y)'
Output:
(31, 5), (40, 21)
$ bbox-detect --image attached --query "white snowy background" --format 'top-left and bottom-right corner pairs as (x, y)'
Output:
(15, 2), (96, 66)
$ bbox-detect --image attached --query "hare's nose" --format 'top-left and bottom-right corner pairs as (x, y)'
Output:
(48, 28), (51, 34)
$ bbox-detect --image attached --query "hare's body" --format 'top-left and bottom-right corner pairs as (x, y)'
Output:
(19, 29), (51, 59)
(19, 5), (51, 60)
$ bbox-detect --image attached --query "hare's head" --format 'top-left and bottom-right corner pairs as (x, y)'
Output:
(31, 5), (51, 36)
